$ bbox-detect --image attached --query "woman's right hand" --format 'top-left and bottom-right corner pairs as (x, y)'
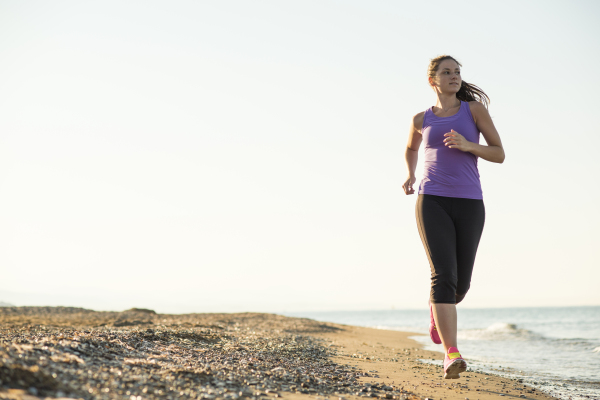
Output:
(403, 176), (416, 195)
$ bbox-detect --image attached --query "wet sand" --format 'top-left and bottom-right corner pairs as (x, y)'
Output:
(313, 324), (557, 400)
(0, 307), (556, 400)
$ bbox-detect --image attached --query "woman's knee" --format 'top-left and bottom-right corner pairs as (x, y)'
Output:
(430, 274), (458, 304)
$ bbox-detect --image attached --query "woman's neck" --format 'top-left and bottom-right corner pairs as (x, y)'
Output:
(435, 94), (460, 111)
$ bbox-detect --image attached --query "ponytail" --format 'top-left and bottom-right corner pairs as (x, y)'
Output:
(457, 81), (490, 109)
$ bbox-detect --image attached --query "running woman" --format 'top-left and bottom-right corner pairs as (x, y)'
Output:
(403, 55), (505, 379)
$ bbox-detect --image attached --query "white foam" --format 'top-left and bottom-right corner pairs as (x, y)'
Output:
(486, 322), (518, 331)
(458, 322), (540, 341)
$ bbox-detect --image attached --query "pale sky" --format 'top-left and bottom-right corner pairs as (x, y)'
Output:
(0, 0), (598, 313)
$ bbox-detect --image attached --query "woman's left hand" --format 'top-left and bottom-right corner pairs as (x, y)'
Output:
(444, 129), (473, 152)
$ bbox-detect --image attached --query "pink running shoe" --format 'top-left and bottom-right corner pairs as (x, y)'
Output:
(443, 347), (467, 379)
(429, 301), (442, 344)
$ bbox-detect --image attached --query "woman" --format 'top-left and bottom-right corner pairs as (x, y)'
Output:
(403, 55), (504, 379)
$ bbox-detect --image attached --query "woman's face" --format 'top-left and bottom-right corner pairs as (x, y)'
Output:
(430, 59), (461, 94)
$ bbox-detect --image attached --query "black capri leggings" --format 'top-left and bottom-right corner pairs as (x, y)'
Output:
(416, 194), (485, 304)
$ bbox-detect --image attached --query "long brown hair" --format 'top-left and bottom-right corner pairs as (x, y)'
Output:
(428, 55), (490, 108)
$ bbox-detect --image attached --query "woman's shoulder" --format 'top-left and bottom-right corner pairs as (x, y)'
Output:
(467, 101), (488, 124)
(467, 100), (486, 111)
(411, 111), (426, 133)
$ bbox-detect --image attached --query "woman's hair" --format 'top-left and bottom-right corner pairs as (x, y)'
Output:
(428, 55), (490, 108)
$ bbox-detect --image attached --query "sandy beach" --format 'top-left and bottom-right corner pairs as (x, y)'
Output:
(0, 307), (556, 400)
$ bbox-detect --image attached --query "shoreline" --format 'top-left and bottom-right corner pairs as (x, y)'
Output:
(285, 306), (600, 400)
(0, 307), (556, 400)
(310, 323), (556, 400)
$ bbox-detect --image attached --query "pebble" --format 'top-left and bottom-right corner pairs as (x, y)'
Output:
(0, 306), (420, 400)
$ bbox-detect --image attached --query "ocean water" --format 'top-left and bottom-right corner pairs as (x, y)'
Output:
(283, 307), (600, 400)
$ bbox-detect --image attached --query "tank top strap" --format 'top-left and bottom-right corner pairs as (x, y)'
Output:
(422, 106), (433, 130)
(461, 100), (476, 125)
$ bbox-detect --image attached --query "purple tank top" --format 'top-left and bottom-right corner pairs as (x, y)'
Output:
(418, 101), (483, 199)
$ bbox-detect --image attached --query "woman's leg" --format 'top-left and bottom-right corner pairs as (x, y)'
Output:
(454, 198), (485, 304)
(433, 199), (484, 353)
(432, 303), (457, 352)
(416, 195), (458, 352)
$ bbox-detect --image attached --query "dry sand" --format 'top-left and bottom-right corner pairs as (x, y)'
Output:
(0, 307), (556, 400)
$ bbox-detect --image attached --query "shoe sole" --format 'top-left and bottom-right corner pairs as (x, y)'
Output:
(444, 359), (467, 379)
(429, 325), (442, 344)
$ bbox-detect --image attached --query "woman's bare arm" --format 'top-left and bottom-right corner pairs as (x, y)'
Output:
(403, 112), (424, 195)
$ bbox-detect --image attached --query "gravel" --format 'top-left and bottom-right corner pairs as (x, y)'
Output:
(0, 307), (420, 400)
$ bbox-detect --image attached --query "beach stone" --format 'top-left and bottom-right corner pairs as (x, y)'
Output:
(0, 306), (428, 400)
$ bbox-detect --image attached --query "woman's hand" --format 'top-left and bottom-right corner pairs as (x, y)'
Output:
(403, 176), (416, 195)
(443, 129), (473, 152)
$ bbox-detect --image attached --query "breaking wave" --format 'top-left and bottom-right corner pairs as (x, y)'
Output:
(458, 322), (542, 341)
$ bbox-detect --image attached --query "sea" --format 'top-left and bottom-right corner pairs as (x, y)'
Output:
(283, 306), (600, 400)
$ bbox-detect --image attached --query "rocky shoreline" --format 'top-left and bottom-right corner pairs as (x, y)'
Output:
(0, 307), (420, 400)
